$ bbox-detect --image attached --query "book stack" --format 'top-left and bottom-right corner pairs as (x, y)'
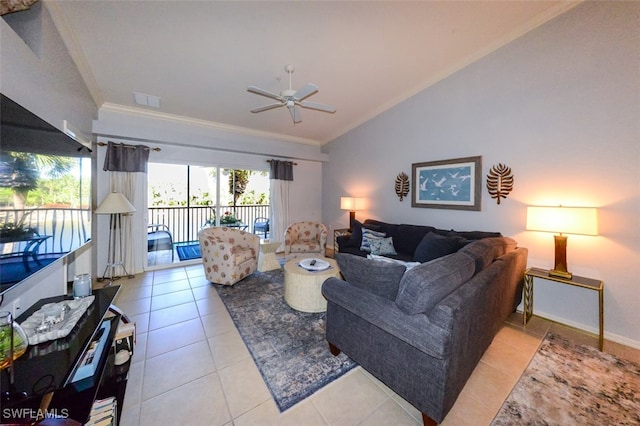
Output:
(87, 396), (117, 426)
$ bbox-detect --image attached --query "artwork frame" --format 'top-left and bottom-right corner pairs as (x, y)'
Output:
(411, 156), (482, 211)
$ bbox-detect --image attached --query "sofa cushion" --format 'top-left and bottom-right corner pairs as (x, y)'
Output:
(459, 237), (518, 273)
(369, 237), (397, 256)
(394, 224), (436, 255)
(434, 229), (502, 240)
(335, 253), (406, 300)
(360, 228), (387, 252)
(413, 232), (469, 263)
(395, 251), (476, 314)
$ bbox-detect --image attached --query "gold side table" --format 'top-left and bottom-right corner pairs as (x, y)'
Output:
(523, 267), (604, 350)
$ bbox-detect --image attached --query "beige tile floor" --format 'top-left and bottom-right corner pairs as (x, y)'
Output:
(114, 264), (640, 426)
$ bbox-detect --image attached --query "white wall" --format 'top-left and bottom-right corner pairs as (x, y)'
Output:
(0, 4), (97, 313)
(93, 107), (325, 274)
(322, 2), (640, 347)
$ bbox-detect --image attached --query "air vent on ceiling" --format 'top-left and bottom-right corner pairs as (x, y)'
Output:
(133, 92), (161, 108)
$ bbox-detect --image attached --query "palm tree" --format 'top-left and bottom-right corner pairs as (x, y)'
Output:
(0, 152), (73, 211)
(228, 169), (251, 206)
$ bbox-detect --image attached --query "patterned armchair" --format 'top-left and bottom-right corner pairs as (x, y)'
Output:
(284, 221), (328, 259)
(198, 227), (260, 286)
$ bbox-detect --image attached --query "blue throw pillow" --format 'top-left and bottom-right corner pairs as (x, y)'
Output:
(360, 228), (386, 252)
(413, 232), (469, 263)
(369, 237), (397, 256)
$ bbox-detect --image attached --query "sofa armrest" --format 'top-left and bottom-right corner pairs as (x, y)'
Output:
(322, 277), (451, 358)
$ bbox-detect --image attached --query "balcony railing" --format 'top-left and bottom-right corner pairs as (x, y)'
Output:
(0, 205), (269, 259)
(147, 205), (269, 244)
(0, 208), (91, 255)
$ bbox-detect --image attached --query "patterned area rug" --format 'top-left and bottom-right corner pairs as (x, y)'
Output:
(214, 269), (356, 411)
(492, 333), (640, 425)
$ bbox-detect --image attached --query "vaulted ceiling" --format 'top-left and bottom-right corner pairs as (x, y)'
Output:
(47, 1), (576, 145)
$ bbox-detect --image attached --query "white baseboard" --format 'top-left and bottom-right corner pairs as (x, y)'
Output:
(522, 308), (640, 350)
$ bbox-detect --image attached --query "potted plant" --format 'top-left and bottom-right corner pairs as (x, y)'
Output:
(220, 211), (238, 225)
(0, 222), (37, 242)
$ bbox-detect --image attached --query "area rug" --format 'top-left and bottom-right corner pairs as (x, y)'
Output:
(214, 269), (356, 412)
(492, 333), (640, 425)
(176, 243), (201, 261)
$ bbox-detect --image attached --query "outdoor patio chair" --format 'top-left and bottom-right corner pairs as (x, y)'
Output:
(253, 217), (269, 238)
(147, 224), (174, 260)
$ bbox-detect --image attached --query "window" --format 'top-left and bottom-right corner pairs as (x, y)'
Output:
(146, 164), (269, 266)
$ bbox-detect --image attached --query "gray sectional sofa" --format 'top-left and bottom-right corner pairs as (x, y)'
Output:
(322, 236), (527, 425)
(337, 219), (502, 261)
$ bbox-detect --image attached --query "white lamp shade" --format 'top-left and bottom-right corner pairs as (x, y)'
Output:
(95, 192), (136, 214)
(340, 197), (355, 211)
(340, 197), (365, 211)
(526, 206), (598, 236)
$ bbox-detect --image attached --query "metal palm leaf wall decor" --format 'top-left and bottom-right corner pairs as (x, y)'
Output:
(486, 163), (514, 204)
(395, 172), (410, 201)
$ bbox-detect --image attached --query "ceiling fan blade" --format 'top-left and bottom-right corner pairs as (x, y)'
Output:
(288, 105), (302, 123)
(299, 101), (336, 113)
(247, 86), (283, 101)
(250, 103), (284, 113)
(294, 83), (318, 101)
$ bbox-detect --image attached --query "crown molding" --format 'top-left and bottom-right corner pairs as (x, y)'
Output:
(99, 103), (322, 146)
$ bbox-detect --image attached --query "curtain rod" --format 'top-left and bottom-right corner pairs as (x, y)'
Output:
(97, 142), (161, 151)
(266, 159), (298, 165)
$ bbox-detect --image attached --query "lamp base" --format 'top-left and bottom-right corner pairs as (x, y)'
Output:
(550, 234), (572, 280)
(97, 261), (135, 286)
(549, 269), (572, 279)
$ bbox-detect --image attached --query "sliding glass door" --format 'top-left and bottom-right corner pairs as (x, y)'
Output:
(146, 163), (269, 267)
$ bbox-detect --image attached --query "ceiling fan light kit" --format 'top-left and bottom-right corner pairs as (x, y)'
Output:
(247, 64), (336, 124)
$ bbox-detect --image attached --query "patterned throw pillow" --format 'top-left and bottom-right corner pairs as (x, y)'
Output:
(360, 228), (386, 252)
(369, 237), (397, 256)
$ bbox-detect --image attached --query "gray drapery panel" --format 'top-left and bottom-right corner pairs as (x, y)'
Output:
(103, 142), (150, 172)
(269, 160), (294, 181)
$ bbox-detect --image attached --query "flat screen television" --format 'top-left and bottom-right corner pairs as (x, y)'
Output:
(0, 94), (91, 295)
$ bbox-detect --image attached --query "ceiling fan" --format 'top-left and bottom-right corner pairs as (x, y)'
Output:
(247, 64), (336, 124)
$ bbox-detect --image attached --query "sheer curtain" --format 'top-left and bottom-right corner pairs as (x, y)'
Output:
(103, 142), (150, 274)
(269, 160), (294, 251)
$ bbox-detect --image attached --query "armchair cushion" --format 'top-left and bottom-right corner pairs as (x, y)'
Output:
(335, 253), (406, 300)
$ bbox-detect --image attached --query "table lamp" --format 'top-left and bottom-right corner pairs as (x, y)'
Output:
(340, 197), (364, 231)
(526, 206), (598, 279)
(95, 192), (136, 284)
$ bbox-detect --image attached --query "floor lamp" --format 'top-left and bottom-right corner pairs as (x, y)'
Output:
(95, 192), (136, 284)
